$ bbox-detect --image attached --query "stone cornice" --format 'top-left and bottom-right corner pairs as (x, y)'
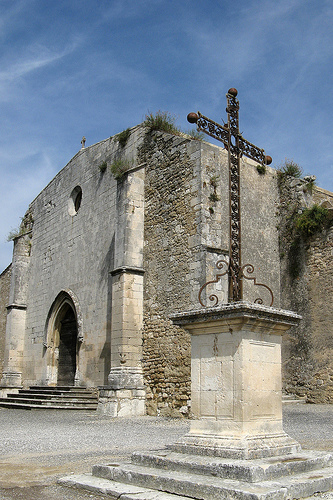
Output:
(6, 303), (27, 311)
(110, 266), (145, 277)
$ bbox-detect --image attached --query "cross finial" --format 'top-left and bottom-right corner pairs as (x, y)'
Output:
(81, 136), (86, 149)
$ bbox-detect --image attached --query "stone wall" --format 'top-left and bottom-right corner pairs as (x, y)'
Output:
(279, 178), (333, 402)
(1, 124), (288, 411)
(19, 126), (146, 388)
(0, 265), (11, 381)
(140, 132), (197, 416)
(140, 131), (281, 415)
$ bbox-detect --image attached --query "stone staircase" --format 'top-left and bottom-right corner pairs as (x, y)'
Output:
(60, 448), (333, 499)
(0, 386), (98, 410)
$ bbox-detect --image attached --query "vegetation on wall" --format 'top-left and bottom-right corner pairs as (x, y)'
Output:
(116, 128), (131, 147)
(110, 158), (132, 180)
(277, 160), (332, 280)
(256, 164), (266, 175)
(295, 205), (330, 237)
(144, 111), (180, 135)
(7, 226), (24, 242)
(208, 175), (220, 204)
(7, 211), (34, 242)
(282, 204), (331, 280)
(98, 161), (107, 173)
(277, 159), (303, 179)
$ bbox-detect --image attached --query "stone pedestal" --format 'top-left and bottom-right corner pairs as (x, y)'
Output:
(61, 302), (333, 499)
(170, 301), (301, 459)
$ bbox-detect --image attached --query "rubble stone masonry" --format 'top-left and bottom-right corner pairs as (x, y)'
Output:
(280, 179), (333, 402)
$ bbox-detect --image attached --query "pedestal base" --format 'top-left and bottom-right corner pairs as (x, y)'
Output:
(170, 430), (301, 459)
(60, 449), (333, 500)
(107, 366), (144, 390)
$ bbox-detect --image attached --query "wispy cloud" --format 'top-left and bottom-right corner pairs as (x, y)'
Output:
(0, 39), (80, 83)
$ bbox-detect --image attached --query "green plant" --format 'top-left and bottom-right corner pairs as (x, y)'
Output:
(144, 111), (180, 135)
(303, 175), (316, 193)
(7, 211), (34, 241)
(278, 159), (303, 179)
(98, 161), (107, 173)
(110, 158), (131, 180)
(209, 192), (220, 203)
(295, 205), (330, 237)
(117, 128), (131, 147)
(256, 164), (266, 175)
(7, 226), (24, 241)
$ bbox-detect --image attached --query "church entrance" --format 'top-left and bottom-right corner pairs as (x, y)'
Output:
(44, 291), (81, 387)
(57, 306), (77, 386)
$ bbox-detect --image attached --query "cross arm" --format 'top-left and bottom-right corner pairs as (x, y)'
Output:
(238, 135), (267, 164)
(188, 112), (229, 149)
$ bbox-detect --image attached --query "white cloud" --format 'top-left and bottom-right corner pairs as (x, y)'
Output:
(0, 39), (80, 84)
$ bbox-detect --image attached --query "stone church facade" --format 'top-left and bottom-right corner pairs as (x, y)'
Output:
(0, 124), (332, 414)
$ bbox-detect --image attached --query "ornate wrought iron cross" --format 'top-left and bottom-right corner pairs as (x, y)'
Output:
(187, 88), (274, 306)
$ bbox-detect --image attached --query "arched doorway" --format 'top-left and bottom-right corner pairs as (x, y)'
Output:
(57, 304), (77, 386)
(44, 291), (82, 387)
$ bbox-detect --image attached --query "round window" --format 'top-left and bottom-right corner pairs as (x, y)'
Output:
(68, 186), (82, 216)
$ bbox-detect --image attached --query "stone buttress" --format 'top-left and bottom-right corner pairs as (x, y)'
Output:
(98, 167), (146, 416)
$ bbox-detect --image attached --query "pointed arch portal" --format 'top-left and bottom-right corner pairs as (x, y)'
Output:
(44, 290), (82, 387)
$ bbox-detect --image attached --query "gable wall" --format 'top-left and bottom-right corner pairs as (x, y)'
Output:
(23, 127), (146, 387)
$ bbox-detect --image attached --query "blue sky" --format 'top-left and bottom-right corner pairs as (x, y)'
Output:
(1, 0), (332, 271)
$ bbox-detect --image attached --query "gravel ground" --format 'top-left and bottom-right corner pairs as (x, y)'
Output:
(0, 404), (332, 499)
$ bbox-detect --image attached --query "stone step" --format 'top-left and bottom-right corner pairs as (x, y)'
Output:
(20, 386), (97, 395)
(14, 392), (97, 400)
(88, 460), (333, 500)
(0, 385), (98, 410)
(32, 385), (96, 392)
(0, 396), (97, 405)
(131, 449), (333, 482)
(59, 474), (192, 500)
(0, 400), (97, 410)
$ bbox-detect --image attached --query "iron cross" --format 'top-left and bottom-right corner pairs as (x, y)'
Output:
(187, 88), (273, 305)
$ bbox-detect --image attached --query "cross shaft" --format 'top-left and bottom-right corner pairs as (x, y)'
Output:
(188, 88), (272, 303)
